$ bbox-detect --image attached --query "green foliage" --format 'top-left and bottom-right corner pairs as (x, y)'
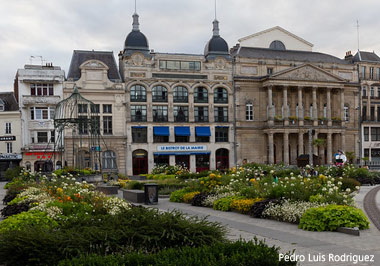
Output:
(126, 180), (144, 190)
(299, 205), (370, 231)
(53, 167), (95, 177)
(58, 239), (297, 266)
(340, 178), (360, 191)
(0, 207), (226, 266)
(213, 196), (244, 211)
(4, 166), (22, 180)
(169, 188), (192, 202)
(0, 211), (58, 233)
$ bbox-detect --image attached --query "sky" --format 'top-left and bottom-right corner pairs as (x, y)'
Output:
(1, 0), (380, 91)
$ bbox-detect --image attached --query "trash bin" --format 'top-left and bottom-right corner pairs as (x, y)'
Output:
(144, 183), (158, 205)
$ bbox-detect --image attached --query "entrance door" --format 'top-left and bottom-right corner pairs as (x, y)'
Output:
(133, 150), (148, 175)
(34, 161), (53, 172)
(196, 154), (210, 172)
(175, 155), (190, 169)
(216, 148), (229, 170)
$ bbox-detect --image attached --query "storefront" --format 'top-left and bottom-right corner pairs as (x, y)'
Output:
(0, 154), (22, 179)
(22, 152), (61, 172)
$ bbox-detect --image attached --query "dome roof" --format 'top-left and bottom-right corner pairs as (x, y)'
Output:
(123, 13), (149, 52)
(204, 20), (229, 57)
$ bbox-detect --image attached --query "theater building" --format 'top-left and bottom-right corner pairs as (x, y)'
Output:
(232, 27), (360, 165)
(119, 13), (235, 175)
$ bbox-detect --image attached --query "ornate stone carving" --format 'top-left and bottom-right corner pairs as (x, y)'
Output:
(275, 65), (341, 82)
(131, 53), (144, 66)
(84, 61), (103, 68)
(215, 57), (226, 69)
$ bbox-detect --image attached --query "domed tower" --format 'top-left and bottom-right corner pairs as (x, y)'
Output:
(123, 12), (150, 55)
(204, 19), (230, 60)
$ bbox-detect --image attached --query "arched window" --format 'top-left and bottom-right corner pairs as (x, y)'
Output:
(323, 104), (327, 118)
(173, 86), (188, 102)
(25, 161), (31, 171)
(152, 85), (168, 102)
(214, 88), (228, 103)
(102, 150), (117, 169)
(269, 40), (286, 50)
(130, 85), (146, 102)
(194, 87), (208, 103)
(246, 102), (253, 121)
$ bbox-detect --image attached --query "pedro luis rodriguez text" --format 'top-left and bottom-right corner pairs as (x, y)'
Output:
(279, 253), (375, 264)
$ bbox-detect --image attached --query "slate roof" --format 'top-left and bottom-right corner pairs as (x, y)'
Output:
(204, 36), (229, 56)
(353, 51), (380, 63)
(0, 92), (19, 111)
(124, 31), (149, 51)
(67, 50), (121, 81)
(233, 47), (348, 65)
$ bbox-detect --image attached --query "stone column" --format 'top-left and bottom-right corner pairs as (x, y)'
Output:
(268, 133), (274, 164)
(326, 88), (332, 126)
(341, 133), (346, 152)
(312, 87), (318, 126)
(327, 132), (332, 164)
(283, 86), (289, 126)
(298, 131), (304, 156)
(268, 86), (274, 125)
(341, 88), (345, 126)
(283, 132), (289, 165)
(298, 87), (304, 126)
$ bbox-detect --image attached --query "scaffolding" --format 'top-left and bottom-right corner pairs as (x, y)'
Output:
(53, 86), (103, 171)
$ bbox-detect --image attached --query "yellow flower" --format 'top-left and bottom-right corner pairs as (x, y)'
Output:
(56, 187), (63, 194)
(250, 178), (256, 183)
(209, 173), (216, 178)
(200, 181), (204, 184)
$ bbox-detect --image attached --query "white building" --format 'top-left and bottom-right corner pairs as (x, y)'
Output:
(14, 64), (65, 172)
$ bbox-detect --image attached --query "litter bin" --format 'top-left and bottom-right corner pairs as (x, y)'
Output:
(144, 183), (158, 205)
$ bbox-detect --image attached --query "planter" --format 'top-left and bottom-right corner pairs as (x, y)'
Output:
(96, 185), (119, 195)
(121, 189), (145, 203)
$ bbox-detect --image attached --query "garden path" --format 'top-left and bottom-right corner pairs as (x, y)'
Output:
(120, 186), (380, 266)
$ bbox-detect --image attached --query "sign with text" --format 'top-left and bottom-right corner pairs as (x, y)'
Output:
(0, 136), (16, 141)
(0, 154), (22, 160)
(157, 145), (207, 152)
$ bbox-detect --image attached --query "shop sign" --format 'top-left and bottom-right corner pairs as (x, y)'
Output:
(0, 136), (16, 141)
(157, 145), (207, 152)
(0, 154), (22, 160)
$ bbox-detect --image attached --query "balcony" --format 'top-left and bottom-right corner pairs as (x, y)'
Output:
(23, 143), (55, 151)
(29, 120), (54, 129)
(22, 95), (61, 106)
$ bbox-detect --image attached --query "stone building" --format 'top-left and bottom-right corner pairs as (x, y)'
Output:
(349, 51), (380, 163)
(119, 13), (235, 175)
(232, 27), (360, 165)
(0, 92), (22, 178)
(14, 64), (65, 172)
(63, 50), (126, 174)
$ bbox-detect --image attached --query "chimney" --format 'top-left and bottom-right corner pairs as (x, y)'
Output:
(344, 51), (353, 62)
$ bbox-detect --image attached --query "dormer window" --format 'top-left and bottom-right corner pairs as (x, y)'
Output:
(269, 40), (286, 50)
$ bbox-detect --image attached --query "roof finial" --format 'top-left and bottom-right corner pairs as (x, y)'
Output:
(135, 0), (137, 13)
(132, 12), (140, 31)
(212, 19), (220, 36)
(214, 0), (217, 20)
(356, 19), (360, 52)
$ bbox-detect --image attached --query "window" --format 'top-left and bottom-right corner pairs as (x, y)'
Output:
(132, 127), (147, 143)
(377, 68), (380, 80)
(364, 149), (369, 157)
(364, 127), (369, 141)
(214, 88), (228, 103)
(130, 85), (146, 102)
(269, 40), (286, 50)
(175, 135), (189, 143)
(173, 86), (188, 102)
(102, 150), (117, 169)
(0, 99), (4, 112)
(103, 104), (112, 113)
(323, 104), (327, 118)
(30, 107), (54, 120)
(310, 104), (313, 118)
(281, 104), (290, 118)
(131, 105), (147, 122)
(371, 106), (375, 121)
(174, 106), (188, 122)
(78, 104), (87, 113)
(194, 106), (208, 122)
(344, 105), (349, 121)
(6, 143), (12, 153)
(25, 161), (31, 171)
(215, 127), (229, 142)
(152, 105), (168, 122)
(370, 67), (374, 79)
(371, 127), (380, 141)
(159, 60), (201, 71)
(194, 87), (208, 103)
(371, 87), (375, 97)
(361, 66), (366, 79)
(246, 103), (253, 121)
(103, 116), (112, 135)
(154, 135), (169, 143)
(78, 116), (88, 134)
(90, 116), (100, 134)
(296, 103), (303, 117)
(362, 105), (367, 121)
(30, 83), (54, 96)
(51, 130), (55, 143)
(5, 122), (11, 134)
(37, 132), (48, 143)
(362, 86), (367, 97)
(214, 107), (228, 122)
(267, 68), (273, 75)
(152, 85), (168, 102)
(377, 107), (380, 122)
(90, 104), (100, 113)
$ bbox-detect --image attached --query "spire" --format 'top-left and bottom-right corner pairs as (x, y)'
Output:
(132, 13), (140, 31)
(212, 19), (220, 36)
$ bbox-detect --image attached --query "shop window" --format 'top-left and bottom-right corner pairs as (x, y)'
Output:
(132, 127), (147, 143)
(196, 154), (210, 172)
(25, 161), (31, 171)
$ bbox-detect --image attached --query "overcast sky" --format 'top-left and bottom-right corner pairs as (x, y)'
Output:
(1, 0), (380, 91)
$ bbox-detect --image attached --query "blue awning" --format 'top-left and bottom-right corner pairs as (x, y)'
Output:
(175, 126), (190, 136)
(153, 126), (170, 136)
(195, 126), (211, 136)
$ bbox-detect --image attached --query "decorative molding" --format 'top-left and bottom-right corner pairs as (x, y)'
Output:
(272, 65), (344, 82)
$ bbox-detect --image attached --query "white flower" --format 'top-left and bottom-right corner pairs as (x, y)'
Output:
(322, 187), (327, 192)
(355, 186), (360, 190)
(346, 188), (351, 193)
(337, 181), (342, 186)
(270, 170), (274, 174)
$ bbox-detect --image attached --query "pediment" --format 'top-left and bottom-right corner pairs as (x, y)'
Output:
(80, 60), (108, 70)
(270, 64), (346, 83)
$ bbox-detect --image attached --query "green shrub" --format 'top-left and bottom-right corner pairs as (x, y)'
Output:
(169, 188), (192, 202)
(58, 239), (297, 266)
(213, 196), (243, 211)
(126, 180), (144, 190)
(299, 205), (370, 231)
(0, 207), (226, 266)
(4, 166), (22, 180)
(340, 178), (360, 191)
(0, 211), (58, 233)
